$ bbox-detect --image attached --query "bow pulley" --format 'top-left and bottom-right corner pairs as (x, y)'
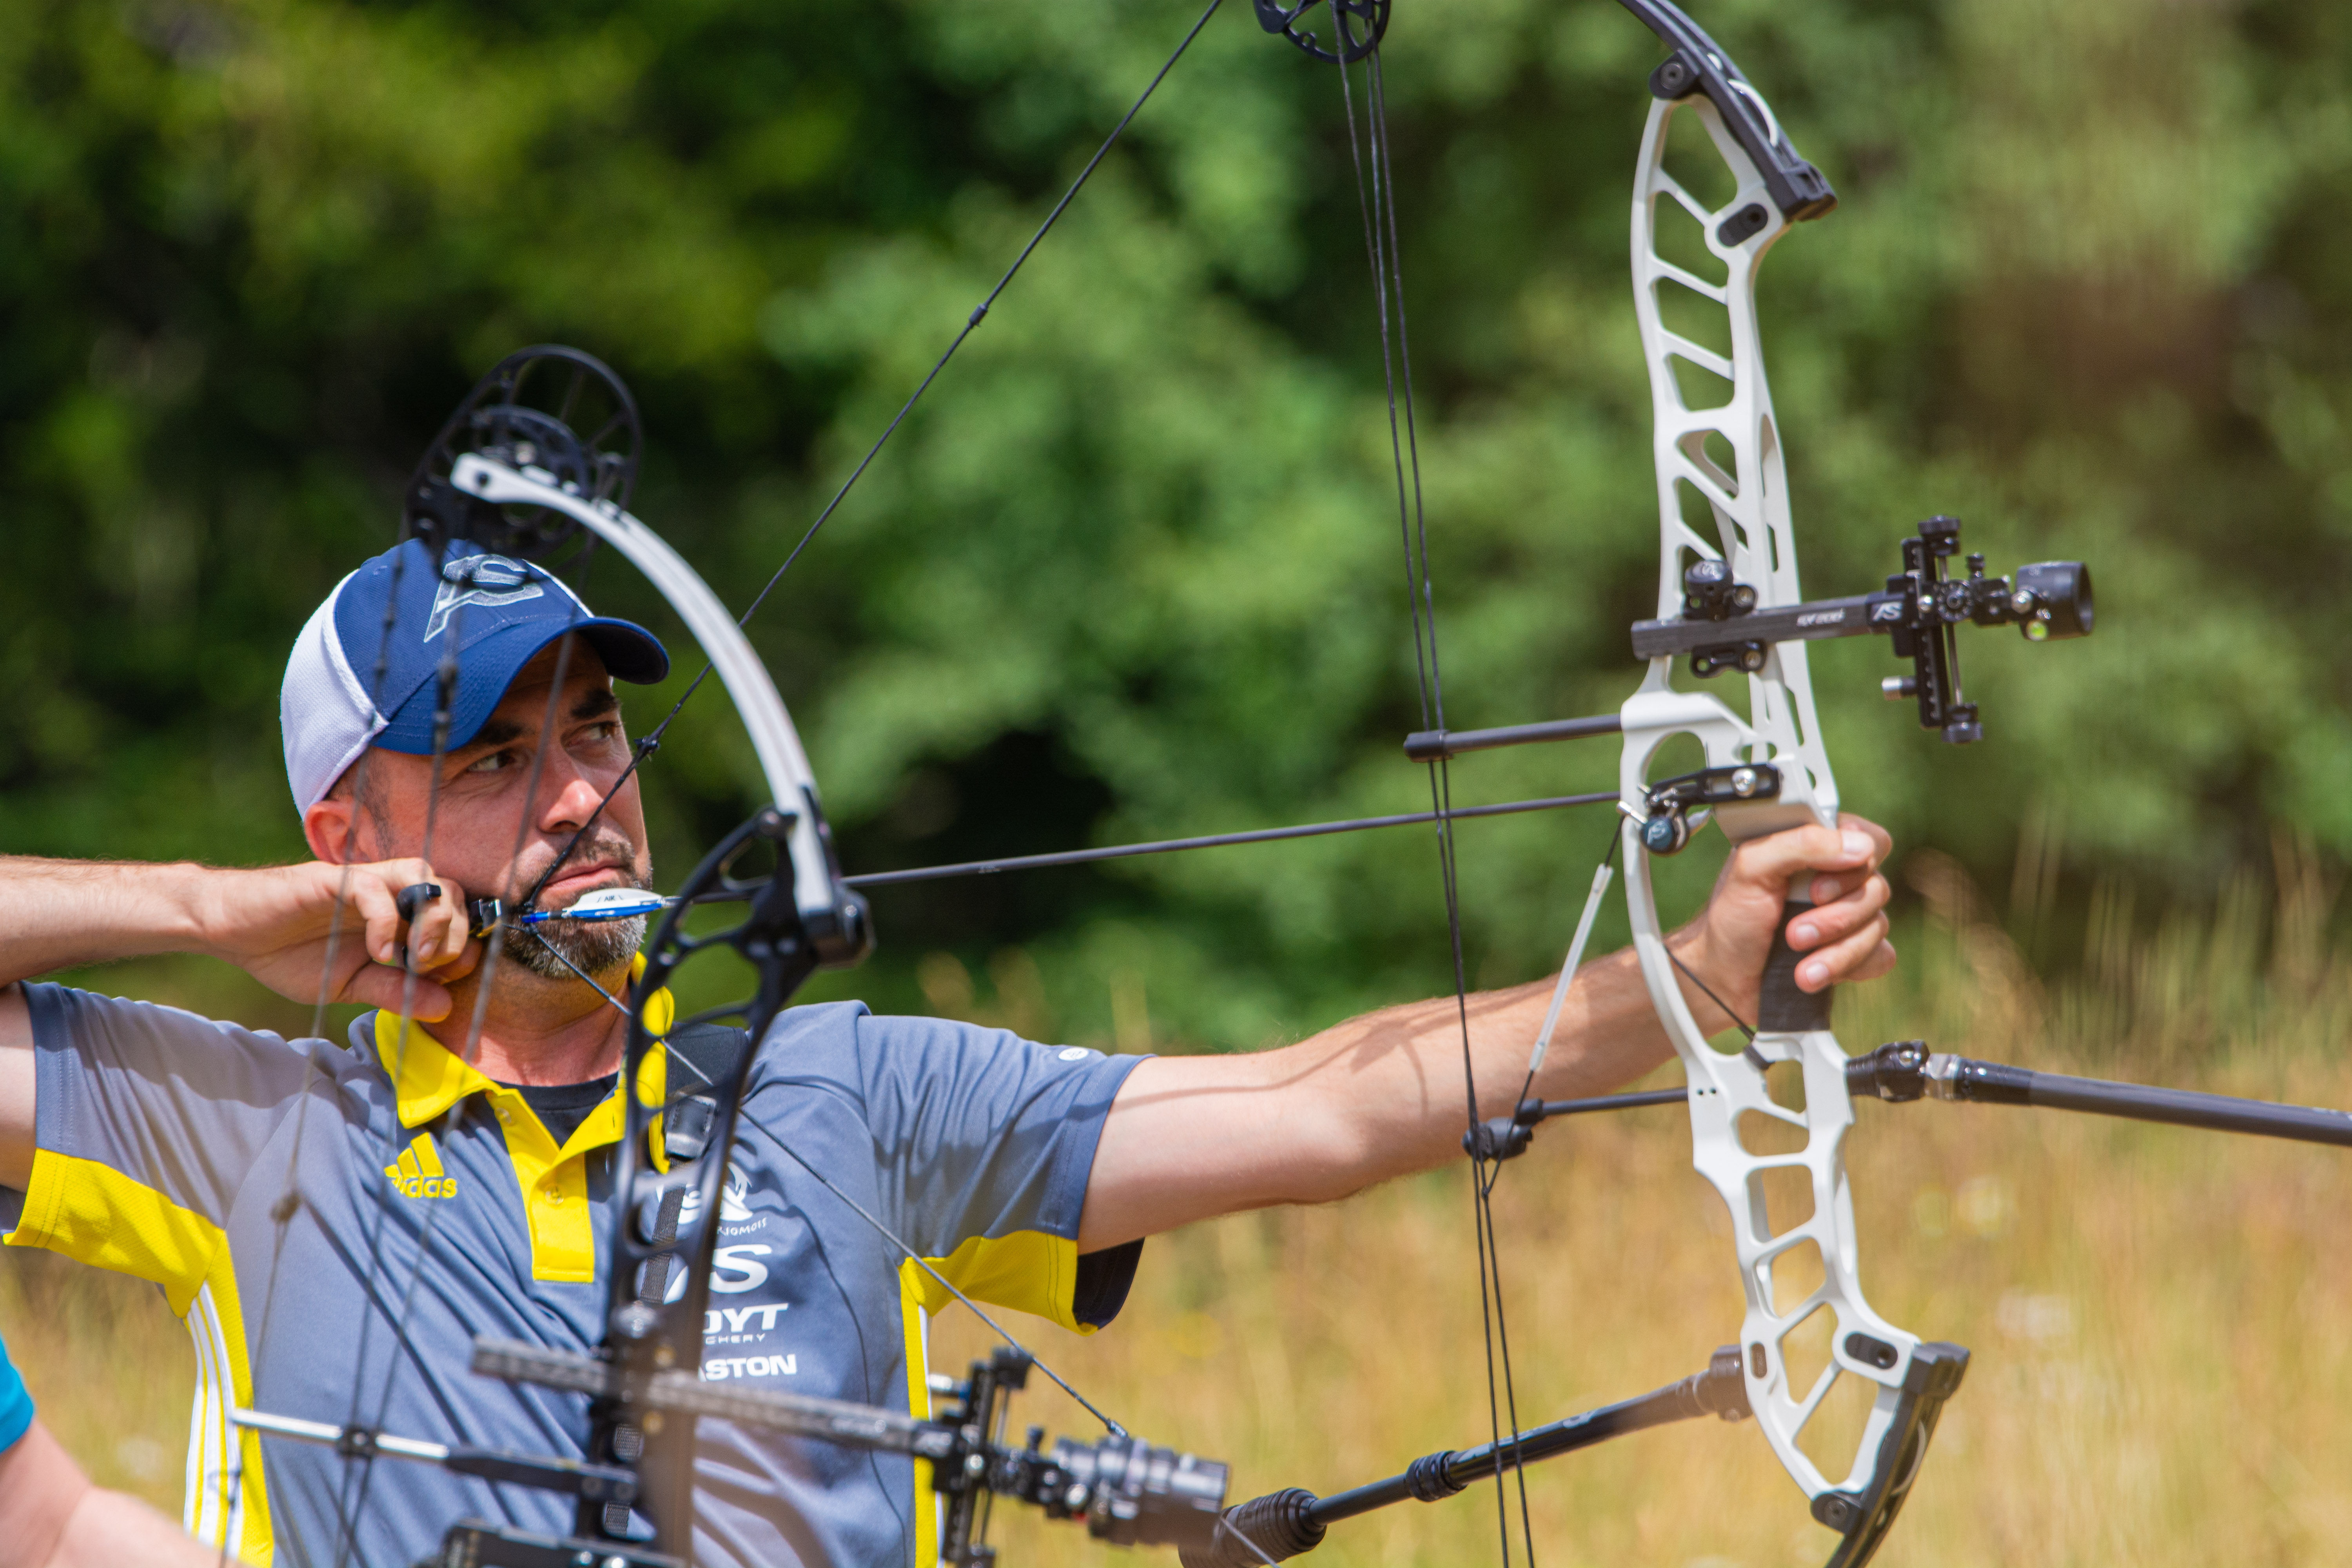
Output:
(403, 344), (645, 561)
(1253, 0), (1388, 64)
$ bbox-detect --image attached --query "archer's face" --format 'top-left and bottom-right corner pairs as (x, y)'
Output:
(317, 643), (654, 909)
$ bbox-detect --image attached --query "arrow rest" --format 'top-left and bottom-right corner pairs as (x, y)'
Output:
(1635, 762), (1782, 856)
(586, 806), (867, 1551)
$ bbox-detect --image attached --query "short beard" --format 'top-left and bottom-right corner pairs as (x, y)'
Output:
(506, 866), (654, 986)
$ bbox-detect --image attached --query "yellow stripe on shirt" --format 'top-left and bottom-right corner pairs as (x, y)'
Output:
(6, 1149), (275, 1564)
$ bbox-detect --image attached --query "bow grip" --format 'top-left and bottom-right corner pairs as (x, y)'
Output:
(1757, 899), (1833, 1033)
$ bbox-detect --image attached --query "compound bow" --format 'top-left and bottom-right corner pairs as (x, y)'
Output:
(204, 4), (2121, 1568)
(1187, 4), (2094, 1564)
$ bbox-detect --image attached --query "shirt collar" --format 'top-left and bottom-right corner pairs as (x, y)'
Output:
(373, 955), (675, 1131)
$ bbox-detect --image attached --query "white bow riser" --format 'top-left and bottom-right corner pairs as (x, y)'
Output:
(1621, 89), (1928, 1510)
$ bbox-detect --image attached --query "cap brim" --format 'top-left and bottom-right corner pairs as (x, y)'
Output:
(376, 616), (671, 755)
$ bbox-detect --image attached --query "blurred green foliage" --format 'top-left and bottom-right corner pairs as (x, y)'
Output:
(5, 0), (2350, 1048)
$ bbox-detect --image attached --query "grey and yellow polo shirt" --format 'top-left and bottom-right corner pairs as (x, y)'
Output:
(4, 981), (1144, 1567)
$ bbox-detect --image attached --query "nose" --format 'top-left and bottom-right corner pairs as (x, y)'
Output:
(540, 771), (609, 837)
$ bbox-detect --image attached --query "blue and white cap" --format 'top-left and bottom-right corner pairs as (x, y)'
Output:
(281, 539), (669, 814)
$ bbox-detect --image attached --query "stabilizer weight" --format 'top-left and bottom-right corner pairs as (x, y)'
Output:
(1179, 1488), (1325, 1568)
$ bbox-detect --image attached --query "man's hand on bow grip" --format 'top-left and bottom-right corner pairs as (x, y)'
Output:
(1673, 815), (1895, 1026)
(213, 860), (479, 1020)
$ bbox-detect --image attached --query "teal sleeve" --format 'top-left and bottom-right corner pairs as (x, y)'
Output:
(0, 1330), (33, 1452)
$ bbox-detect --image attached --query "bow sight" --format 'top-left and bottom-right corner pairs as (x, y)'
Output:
(1634, 516), (2095, 744)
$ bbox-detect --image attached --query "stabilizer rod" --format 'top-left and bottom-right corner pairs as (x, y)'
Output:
(1847, 1042), (2352, 1146)
(1177, 1350), (1748, 1567)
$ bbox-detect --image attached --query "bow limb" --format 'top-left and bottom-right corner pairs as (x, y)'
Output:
(422, 441), (872, 1555)
(444, 455), (867, 964)
(387, 363), (1230, 1566)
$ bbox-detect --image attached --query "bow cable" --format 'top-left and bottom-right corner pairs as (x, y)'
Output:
(1335, 33), (1540, 1567)
(336, 542), (670, 1556)
(277, 13), (1244, 1550)
(1515, 828), (1624, 1108)
(230, 541), (611, 1565)
(327, 544), (476, 1566)
(220, 9), (1362, 1561)
(223, 544), (416, 1567)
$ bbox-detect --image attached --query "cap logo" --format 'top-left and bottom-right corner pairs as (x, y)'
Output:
(424, 553), (544, 643)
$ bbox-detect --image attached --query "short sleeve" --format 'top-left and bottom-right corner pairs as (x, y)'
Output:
(9, 984), (320, 1310)
(750, 1005), (1147, 1332)
(0, 1330), (32, 1453)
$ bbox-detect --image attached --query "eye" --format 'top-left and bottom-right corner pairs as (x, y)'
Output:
(464, 748), (523, 775)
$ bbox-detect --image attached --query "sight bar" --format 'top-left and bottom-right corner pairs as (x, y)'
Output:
(1847, 1042), (2352, 1146)
(842, 791), (1616, 889)
(472, 1339), (953, 1458)
(1182, 1352), (1747, 1566)
(1630, 594), (1887, 661)
(1401, 713), (1622, 762)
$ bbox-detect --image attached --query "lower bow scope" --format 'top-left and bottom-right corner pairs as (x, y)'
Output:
(1630, 515), (2094, 744)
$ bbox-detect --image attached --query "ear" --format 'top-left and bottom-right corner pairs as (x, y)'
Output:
(303, 797), (358, 864)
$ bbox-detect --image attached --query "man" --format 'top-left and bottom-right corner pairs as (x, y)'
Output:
(0, 539), (1894, 1566)
(0, 1325), (242, 1566)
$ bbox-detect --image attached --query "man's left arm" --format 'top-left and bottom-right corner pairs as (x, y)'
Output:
(1078, 818), (1896, 1251)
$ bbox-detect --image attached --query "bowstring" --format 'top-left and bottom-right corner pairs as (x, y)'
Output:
(457, 558), (597, 1069)
(334, 548), (617, 1556)
(512, 0), (1228, 927)
(319, 12), (1225, 1549)
(328, 549), (475, 1567)
(764, 1136), (1129, 1436)
(522, 926), (633, 1016)
(1337, 33), (1538, 1568)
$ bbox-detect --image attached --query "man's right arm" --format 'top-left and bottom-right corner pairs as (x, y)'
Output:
(0, 855), (477, 1187)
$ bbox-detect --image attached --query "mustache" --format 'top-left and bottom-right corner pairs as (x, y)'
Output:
(510, 831), (644, 909)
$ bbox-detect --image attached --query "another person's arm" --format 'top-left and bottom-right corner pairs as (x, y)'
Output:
(0, 1419), (242, 1568)
(1079, 818), (1897, 1249)
(0, 1330), (240, 1568)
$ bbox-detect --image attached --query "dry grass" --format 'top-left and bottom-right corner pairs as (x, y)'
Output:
(16, 857), (2352, 1564)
